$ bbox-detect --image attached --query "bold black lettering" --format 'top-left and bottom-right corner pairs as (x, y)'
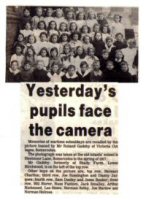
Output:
(26, 84), (35, 96)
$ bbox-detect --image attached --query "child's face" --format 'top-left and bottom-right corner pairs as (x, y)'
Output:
(60, 23), (66, 31)
(116, 34), (123, 41)
(68, 67), (75, 76)
(84, 36), (90, 44)
(67, 12), (73, 20)
(51, 50), (58, 57)
(51, 35), (58, 43)
(24, 9), (30, 17)
(93, 24), (100, 32)
(29, 36), (35, 44)
(18, 34), (24, 42)
(102, 52), (109, 59)
(70, 23), (77, 31)
(62, 35), (68, 42)
(50, 21), (56, 29)
(64, 45), (70, 53)
(46, 8), (53, 17)
(106, 62), (114, 70)
(16, 46), (22, 55)
(56, 10), (63, 18)
(98, 14), (104, 20)
(115, 51), (123, 59)
(121, 63), (128, 72)
(88, 12), (94, 19)
(38, 22), (45, 30)
(52, 64), (59, 73)
(40, 34), (47, 42)
(37, 61), (44, 70)
(95, 33), (102, 40)
(36, 8), (43, 17)
(88, 48), (95, 56)
(24, 63), (31, 71)
(93, 61), (100, 70)
(106, 39), (113, 47)
(103, 26), (108, 33)
(114, 15), (120, 22)
(25, 23), (31, 30)
(11, 62), (19, 71)
(77, 47), (83, 55)
(27, 48), (33, 55)
(128, 40), (136, 48)
(82, 26), (88, 33)
(73, 34), (78, 41)
(81, 64), (87, 73)
(78, 13), (84, 20)
(41, 49), (47, 57)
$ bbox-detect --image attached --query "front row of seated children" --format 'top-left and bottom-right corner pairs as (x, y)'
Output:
(8, 58), (134, 83)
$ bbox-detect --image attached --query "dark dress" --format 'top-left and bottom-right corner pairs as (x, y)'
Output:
(117, 70), (133, 82)
(62, 74), (79, 82)
(20, 69), (34, 82)
(98, 18), (108, 27)
(92, 39), (105, 58)
(108, 46), (117, 60)
(103, 69), (118, 82)
(99, 58), (109, 72)
(7, 70), (21, 82)
(114, 40), (127, 50)
(33, 69), (50, 82)
(90, 71), (103, 82)
(77, 71), (90, 82)
(113, 59), (124, 72)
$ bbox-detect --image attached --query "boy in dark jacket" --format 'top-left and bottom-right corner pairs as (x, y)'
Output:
(20, 61), (34, 82)
(62, 65), (79, 82)
(99, 49), (109, 72)
(118, 61), (133, 82)
(33, 60), (50, 82)
(92, 32), (105, 59)
(90, 60), (103, 82)
(114, 33), (127, 50)
(7, 60), (21, 82)
(103, 60), (118, 82)
(77, 61), (90, 82)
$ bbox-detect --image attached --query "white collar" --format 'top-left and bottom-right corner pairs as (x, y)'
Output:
(92, 70), (102, 76)
(66, 72), (78, 79)
(115, 58), (122, 62)
(105, 44), (115, 51)
(9, 68), (20, 75)
(78, 69), (90, 77)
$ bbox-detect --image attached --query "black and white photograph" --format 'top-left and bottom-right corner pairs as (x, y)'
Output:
(6, 6), (138, 83)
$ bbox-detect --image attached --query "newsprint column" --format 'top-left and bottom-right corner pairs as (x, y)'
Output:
(21, 83), (118, 194)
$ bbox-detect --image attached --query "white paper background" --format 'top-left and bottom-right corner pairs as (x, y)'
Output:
(0, 0), (145, 199)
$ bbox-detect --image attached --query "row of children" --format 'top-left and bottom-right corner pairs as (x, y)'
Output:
(19, 7), (125, 38)
(8, 57), (134, 83)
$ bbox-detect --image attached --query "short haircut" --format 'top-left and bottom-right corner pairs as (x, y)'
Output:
(39, 32), (48, 38)
(10, 60), (19, 66)
(38, 21), (46, 29)
(106, 36), (113, 43)
(80, 61), (89, 68)
(67, 64), (76, 70)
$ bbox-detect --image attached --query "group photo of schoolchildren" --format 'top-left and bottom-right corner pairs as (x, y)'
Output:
(6, 6), (138, 82)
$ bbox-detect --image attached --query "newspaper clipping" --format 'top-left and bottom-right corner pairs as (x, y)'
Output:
(12, 5), (135, 194)
(21, 83), (118, 194)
